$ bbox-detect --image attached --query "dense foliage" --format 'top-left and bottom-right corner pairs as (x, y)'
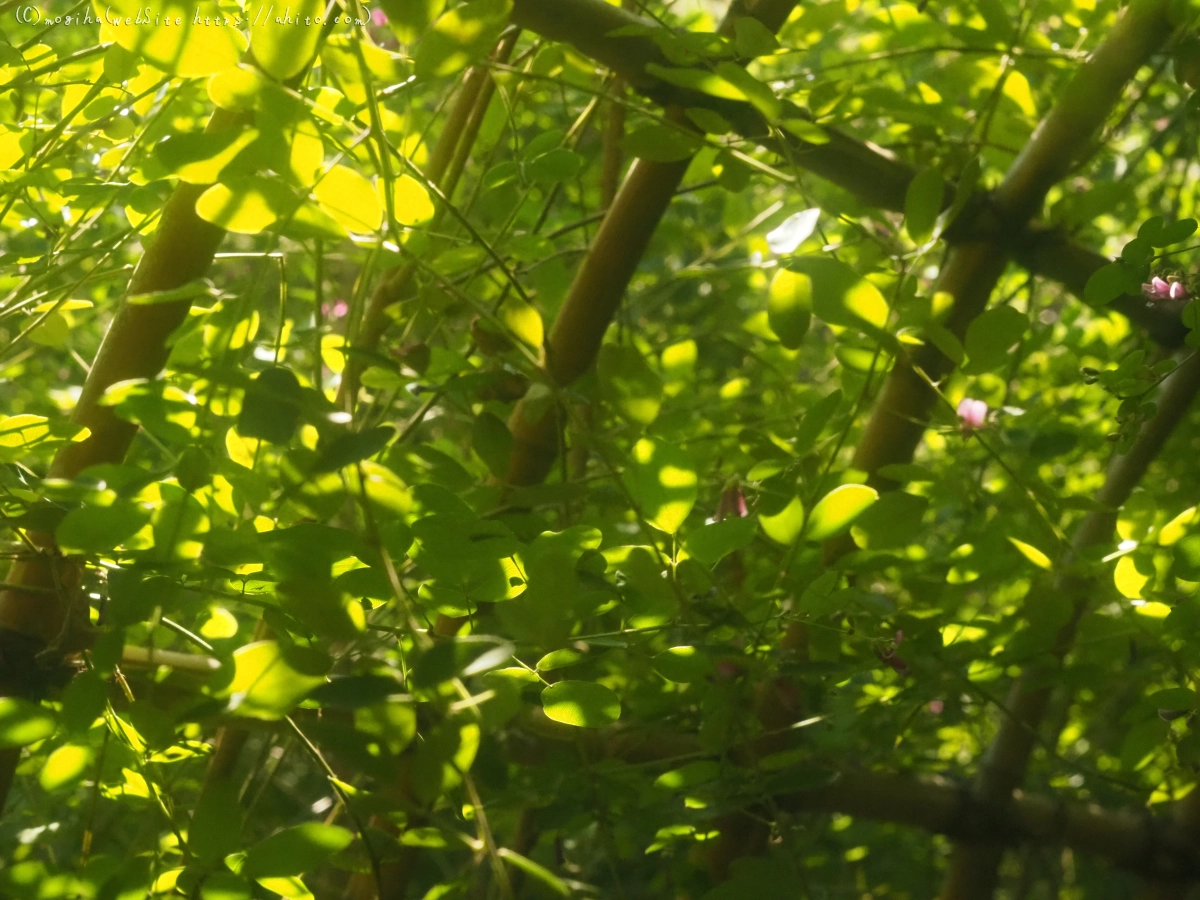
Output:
(4, 0), (1200, 897)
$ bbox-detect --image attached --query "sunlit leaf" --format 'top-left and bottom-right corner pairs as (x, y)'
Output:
(806, 485), (878, 541)
(623, 438), (697, 534)
(541, 681), (621, 728)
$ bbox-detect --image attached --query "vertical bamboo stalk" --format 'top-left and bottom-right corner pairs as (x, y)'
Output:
(506, 0), (798, 486)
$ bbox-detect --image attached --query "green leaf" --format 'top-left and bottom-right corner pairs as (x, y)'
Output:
(734, 17), (780, 57)
(536, 648), (583, 671)
(313, 425), (395, 472)
(788, 257), (889, 331)
(222, 641), (328, 720)
(527, 148), (584, 184)
(645, 63), (749, 101)
(57, 502), (149, 554)
(541, 681), (621, 728)
(250, 0), (323, 80)
(685, 517), (757, 566)
(653, 646), (712, 683)
(654, 760), (719, 789)
(1158, 218), (1198, 246)
(905, 167), (945, 243)
(354, 703), (417, 754)
(806, 484), (878, 541)
(200, 873), (253, 900)
(623, 439), (697, 534)
(414, 0), (512, 77)
(963, 305), (1027, 374)
(1174, 533), (1200, 579)
(759, 496), (805, 545)
(381, 0), (445, 41)
(850, 491), (929, 550)
(497, 849), (570, 896)
(238, 367), (303, 444)
(0, 698), (56, 749)
(598, 344), (663, 426)
(240, 823), (354, 879)
(190, 780), (243, 862)
(767, 268), (813, 349)
(1084, 261), (1137, 307)
(472, 411), (513, 479)
(622, 123), (703, 162)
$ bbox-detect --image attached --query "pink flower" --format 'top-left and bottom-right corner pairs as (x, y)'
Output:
(370, 7), (387, 25)
(322, 299), (349, 319)
(1142, 276), (1189, 303)
(928, 699), (944, 715)
(956, 398), (987, 432)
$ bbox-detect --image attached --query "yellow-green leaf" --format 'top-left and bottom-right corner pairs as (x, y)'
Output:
(99, 0), (246, 76)
(1008, 537), (1052, 570)
(196, 177), (300, 234)
(499, 298), (543, 348)
(767, 268), (813, 349)
(623, 439), (697, 535)
(806, 484), (878, 541)
(759, 496), (805, 545)
(541, 681), (620, 728)
(314, 165), (382, 233)
(789, 257), (889, 331)
(249, 0), (323, 81)
(40, 744), (93, 791)
(1115, 555), (1150, 599)
(598, 344), (662, 426)
(392, 174), (435, 225)
(0, 697), (56, 748)
(221, 641), (327, 720)
(208, 66), (265, 111)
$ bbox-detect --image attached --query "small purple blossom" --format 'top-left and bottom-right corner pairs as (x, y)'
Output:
(956, 398), (988, 432)
(1142, 276), (1189, 304)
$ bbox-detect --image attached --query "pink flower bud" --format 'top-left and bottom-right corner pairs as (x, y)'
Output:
(928, 699), (944, 715)
(1142, 276), (1189, 304)
(371, 7), (387, 25)
(715, 486), (748, 520)
(956, 398), (987, 432)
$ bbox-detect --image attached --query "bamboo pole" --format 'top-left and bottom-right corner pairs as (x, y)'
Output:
(505, 0), (798, 486)
(508, 0), (1183, 346)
